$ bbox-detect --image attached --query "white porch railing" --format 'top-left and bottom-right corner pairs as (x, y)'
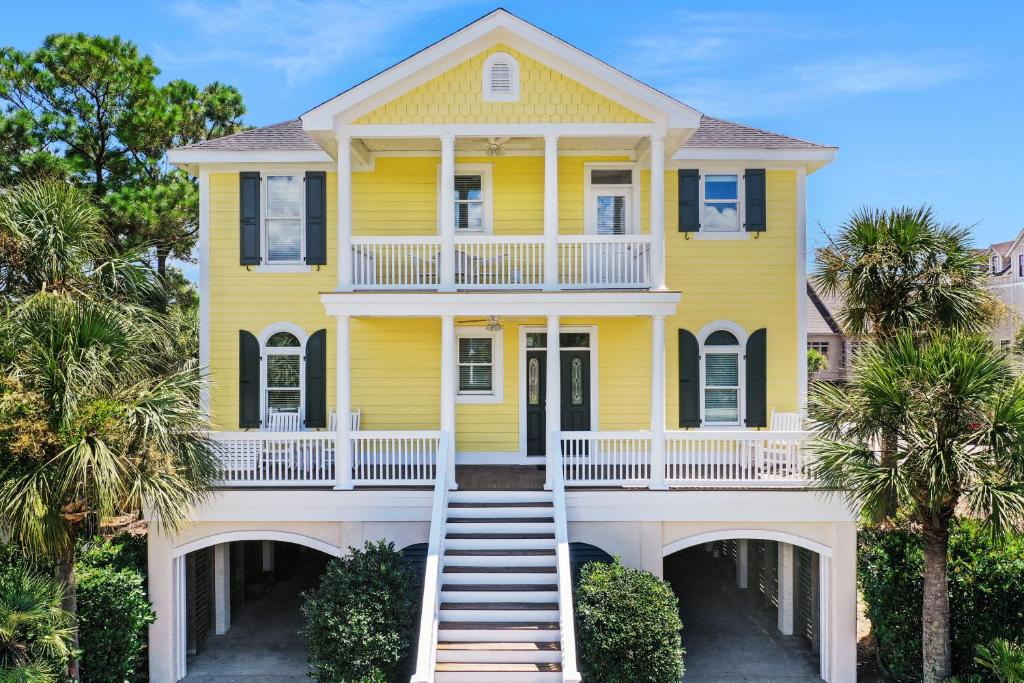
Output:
(351, 430), (442, 485)
(558, 235), (652, 289)
(453, 235), (545, 289)
(352, 236), (441, 289)
(559, 430), (810, 487)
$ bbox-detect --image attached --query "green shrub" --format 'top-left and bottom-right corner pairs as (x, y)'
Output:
(78, 534), (147, 575)
(575, 558), (683, 683)
(859, 522), (1024, 681)
(76, 564), (155, 683)
(0, 563), (75, 682)
(301, 540), (417, 683)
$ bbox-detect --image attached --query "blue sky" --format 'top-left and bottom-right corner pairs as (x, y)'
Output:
(5, 0), (1023, 275)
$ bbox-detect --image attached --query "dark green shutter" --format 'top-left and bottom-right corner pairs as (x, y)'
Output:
(744, 169), (766, 233)
(678, 329), (700, 427)
(239, 172), (261, 265)
(239, 330), (261, 428)
(305, 171), (327, 266)
(304, 329), (327, 428)
(745, 328), (767, 427)
(678, 169), (700, 232)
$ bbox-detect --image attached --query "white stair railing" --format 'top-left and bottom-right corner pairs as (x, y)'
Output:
(410, 432), (452, 683)
(552, 453), (582, 682)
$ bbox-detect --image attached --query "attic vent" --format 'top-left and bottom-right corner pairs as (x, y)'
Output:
(483, 52), (519, 102)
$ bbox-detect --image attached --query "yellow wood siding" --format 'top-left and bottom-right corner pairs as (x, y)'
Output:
(355, 44), (650, 125)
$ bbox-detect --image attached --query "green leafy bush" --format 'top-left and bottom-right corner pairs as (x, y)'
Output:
(859, 522), (1024, 681)
(0, 563), (75, 682)
(78, 534), (147, 575)
(301, 540), (417, 683)
(575, 558), (684, 683)
(76, 564), (155, 683)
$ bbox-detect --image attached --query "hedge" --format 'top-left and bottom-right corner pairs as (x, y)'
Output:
(859, 521), (1024, 681)
(575, 558), (684, 683)
(301, 540), (417, 683)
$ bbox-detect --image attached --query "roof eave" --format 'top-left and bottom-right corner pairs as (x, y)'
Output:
(167, 149), (335, 167)
(673, 146), (838, 172)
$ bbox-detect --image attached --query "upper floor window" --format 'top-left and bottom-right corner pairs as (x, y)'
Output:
(265, 174), (303, 263)
(703, 173), (741, 232)
(264, 330), (303, 420)
(585, 166), (637, 235)
(703, 329), (742, 425)
(989, 254), (1001, 274)
(483, 52), (519, 102)
(439, 164), (493, 233)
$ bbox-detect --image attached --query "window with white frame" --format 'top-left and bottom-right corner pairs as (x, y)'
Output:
(702, 173), (741, 232)
(264, 174), (303, 263)
(1018, 254), (1023, 277)
(990, 254), (1001, 274)
(263, 331), (303, 417)
(703, 330), (742, 425)
(585, 167), (636, 235)
(456, 329), (503, 402)
(455, 174), (484, 231)
(483, 52), (519, 101)
(807, 341), (830, 359)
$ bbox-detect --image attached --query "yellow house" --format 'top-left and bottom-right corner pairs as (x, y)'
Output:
(153, 10), (855, 683)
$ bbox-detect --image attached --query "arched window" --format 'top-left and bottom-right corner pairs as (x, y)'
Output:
(483, 52), (519, 101)
(262, 327), (305, 422)
(701, 326), (744, 426)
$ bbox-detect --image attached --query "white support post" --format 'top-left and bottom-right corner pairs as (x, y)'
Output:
(261, 540), (275, 573)
(737, 539), (749, 589)
(337, 135), (353, 291)
(335, 316), (353, 489)
(543, 134), (560, 290)
(650, 314), (667, 489)
(439, 135), (456, 292)
(544, 315), (561, 490)
(213, 543), (231, 634)
(440, 315), (457, 489)
(649, 135), (666, 291)
(778, 542), (795, 635)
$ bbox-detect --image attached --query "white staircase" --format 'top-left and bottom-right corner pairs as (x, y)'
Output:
(433, 489), (563, 682)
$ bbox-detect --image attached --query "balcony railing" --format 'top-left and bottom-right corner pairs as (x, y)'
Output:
(350, 234), (651, 291)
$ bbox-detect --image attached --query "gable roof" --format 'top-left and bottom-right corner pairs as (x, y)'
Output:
(807, 284), (844, 335)
(176, 119), (319, 152)
(688, 116), (829, 150)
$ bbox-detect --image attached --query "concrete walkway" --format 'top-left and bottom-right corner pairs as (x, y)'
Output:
(668, 548), (821, 682)
(183, 555), (323, 682)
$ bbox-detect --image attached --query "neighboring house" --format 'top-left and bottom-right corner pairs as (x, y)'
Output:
(154, 10), (854, 683)
(807, 285), (850, 382)
(980, 231), (1024, 347)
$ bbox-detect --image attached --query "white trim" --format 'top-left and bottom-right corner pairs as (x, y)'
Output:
(254, 264), (312, 274)
(697, 321), (748, 427)
(455, 326), (504, 403)
(198, 169), (211, 418)
(257, 323), (308, 426)
(436, 162), (494, 234)
(518, 325), (598, 457)
(661, 529), (833, 558)
(699, 169), (744, 234)
(583, 162), (640, 235)
(482, 51), (520, 102)
(168, 149), (334, 166)
(796, 167), (808, 412)
(691, 231), (751, 241)
(260, 170), (306, 265)
(172, 530), (343, 558)
(345, 123), (659, 138)
(673, 147), (837, 164)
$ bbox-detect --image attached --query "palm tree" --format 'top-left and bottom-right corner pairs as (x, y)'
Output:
(809, 332), (1024, 682)
(0, 565), (75, 682)
(812, 206), (998, 339)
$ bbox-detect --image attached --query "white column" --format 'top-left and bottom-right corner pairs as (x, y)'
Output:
(649, 315), (667, 489)
(440, 315), (457, 489)
(778, 542), (795, 635)
(213, 543), (231, 634)
(543, 134), (560, 290)
(439, 135), (456, 291)
(335, 316), (353, 489)
(261, 540), (275, 573)
(736, 539), (749, 589)
(544, 315), (561, 489)
(649, 135), (666, 291)
(337, 135), (353, 290)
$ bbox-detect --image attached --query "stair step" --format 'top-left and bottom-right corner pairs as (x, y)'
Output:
(438, 642), (561, 651)
(436, 663), (562, 672)
(443, 583), (558, 592)
(449, 502), (553, 508)
(446, 533), (555, 540)
(441, 590), (559, 604)
(445, 552), (555, 568)
(449, 491), (552, 504)
(446, 549), (555, 556)
(445, 537), (556, 552)
(446, 522), (555, 535)
(439, 621), (559, 630)
(444, 566), (556, 574)
(441, 602), (558, 610)
(447, 517), (554, 524)
(436, 643), (562, 664)
(438, 624), (561, 643)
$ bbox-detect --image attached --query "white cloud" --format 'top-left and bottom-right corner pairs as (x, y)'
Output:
(164, 0), (465, 86)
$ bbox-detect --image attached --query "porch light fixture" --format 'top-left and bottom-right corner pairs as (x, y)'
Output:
(485, 316), (503, 332)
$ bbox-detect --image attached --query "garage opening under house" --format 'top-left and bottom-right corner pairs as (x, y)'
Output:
(151, 8), (856, 683)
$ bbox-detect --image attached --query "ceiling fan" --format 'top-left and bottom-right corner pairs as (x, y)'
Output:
(486, 136), (511, 156)
(456, 315), (531, 331)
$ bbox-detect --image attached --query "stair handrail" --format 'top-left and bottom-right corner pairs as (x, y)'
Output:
(551, 435), (582, 682)
(410, 431), (451, 683)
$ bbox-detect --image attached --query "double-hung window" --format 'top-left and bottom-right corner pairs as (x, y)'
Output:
(454, 174), (484, 231)
(586, 167), (635, 235)
(703, 330), (742, 425)
(264, 174), (303, 263)
(702, 173), (741, 232)
(456, 329), (503, 403)
(264, 331), (303, 416)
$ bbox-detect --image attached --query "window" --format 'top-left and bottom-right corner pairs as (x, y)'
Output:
(264, 174), (303, 263)
(807, 341), (830, 359)
(1018, 254), (1023, 277)
(990, 254), (1001, 274)
(455, 174), (484, 231)
(702, 173), (741, 232)
(703, 329), (742, 425)
(263, 330), (303, 418)
(456, 328), (503, 403)
(585, 166), (637, 235)
(483, 52), (519, 101)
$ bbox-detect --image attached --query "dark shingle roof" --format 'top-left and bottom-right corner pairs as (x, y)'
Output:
(807, 284), (844, 335)
(178, 119), (320, 152)
(686, 116), (831, 150)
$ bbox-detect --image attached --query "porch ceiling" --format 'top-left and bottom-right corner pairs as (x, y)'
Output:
(320, 290), (681, 317)
(358, 135), (646, 154)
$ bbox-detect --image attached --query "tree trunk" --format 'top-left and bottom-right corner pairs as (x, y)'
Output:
(156, 244), (170, 279)
(55, 553), (81, 682)
(921, 525), (951, 683)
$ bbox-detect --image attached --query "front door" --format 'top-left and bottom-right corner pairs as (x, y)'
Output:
(525, 343), (592, 456)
